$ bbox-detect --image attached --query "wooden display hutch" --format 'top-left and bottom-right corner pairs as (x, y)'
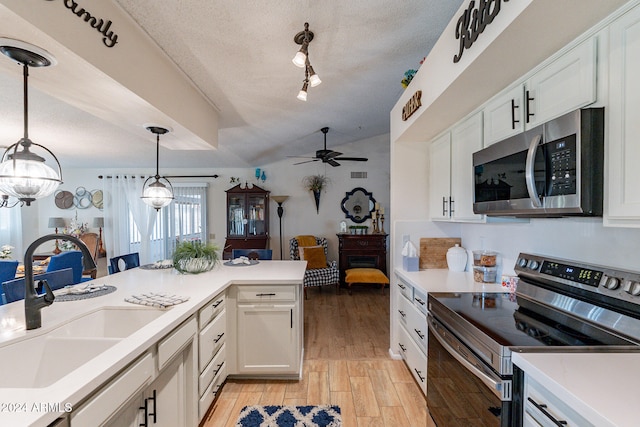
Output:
(224, 184), (270, 259)
(337, 233), (388, 285)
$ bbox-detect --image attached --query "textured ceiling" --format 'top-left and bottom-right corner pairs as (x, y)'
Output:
(0, 0), (463, 169)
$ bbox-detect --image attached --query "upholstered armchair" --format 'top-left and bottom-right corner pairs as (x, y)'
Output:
(289, 236), (340, 299)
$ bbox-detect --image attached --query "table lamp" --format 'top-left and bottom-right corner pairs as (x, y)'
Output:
(48, 217), (66, 254)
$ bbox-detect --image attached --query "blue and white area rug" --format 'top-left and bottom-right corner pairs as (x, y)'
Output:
(235, 405), (342, 427)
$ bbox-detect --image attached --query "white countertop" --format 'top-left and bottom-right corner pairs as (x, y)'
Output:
(0, 260), (306, 427)
(513, 352), (639, 427)
(394, 267), (508, 294)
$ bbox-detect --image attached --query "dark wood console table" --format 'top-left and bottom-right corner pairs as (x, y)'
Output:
(336, 233), (388, 285)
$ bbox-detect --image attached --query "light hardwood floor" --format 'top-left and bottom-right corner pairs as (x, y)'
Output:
(202, 285), (428, 427)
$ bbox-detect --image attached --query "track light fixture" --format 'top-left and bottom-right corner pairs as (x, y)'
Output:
(141, 126), (174, 211)
(0, 38), (62, 206)
(293, 22), (321, 101)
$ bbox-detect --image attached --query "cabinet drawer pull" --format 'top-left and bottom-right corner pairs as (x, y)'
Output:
(449, 197), (454, 215)
(414, 297), (426, 306)
(214, 332), (225, 343)
(398, 309), (406, 318)
(213, 384), (222, 395)
(511, 98), (520, 129)
(397, 283), (406, 290)
(256, 293), (276, 297)
(414, 329), (425, 340)
(525, 90), (535, 123)
(212, 299), (223, 308)
(414, 368), (425, 382)
(213, 362), (224, 377)
(442, 197), (448, 216)
(399, 343), (406, 352)
(527, 397), (567, 426)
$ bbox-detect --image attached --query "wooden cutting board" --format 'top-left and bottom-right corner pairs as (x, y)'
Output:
(419, 238), (462, 269)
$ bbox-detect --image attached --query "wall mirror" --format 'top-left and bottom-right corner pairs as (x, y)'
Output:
(341, 187), (376, 223)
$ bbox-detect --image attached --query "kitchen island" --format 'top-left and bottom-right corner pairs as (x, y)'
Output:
(0, 260), (306, 427)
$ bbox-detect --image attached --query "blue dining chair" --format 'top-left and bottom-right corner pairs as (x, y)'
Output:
(0, 260), (19, 305)
(109, 252), (140, 274)
(2, 268), (74, 304)
(231, 249), (273, 260)
(46, 251), (87, 284)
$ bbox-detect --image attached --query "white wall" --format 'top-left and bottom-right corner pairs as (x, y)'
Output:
(15, 133), (390, 263)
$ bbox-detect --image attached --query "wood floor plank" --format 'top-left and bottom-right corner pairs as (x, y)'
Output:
(329, 359), (351, 392)
(394, 382), (428, 427)
(203, 396), (236, 427)
(367, 368), (402, 407)
(222, 391), (263, 427)
(380, 406), (412, 427)
(257, 382), (287, 405)
(331, 391), (357, 427)
(307, 371), (330, 405)
(350, 376), (381, 418)
(356, 417), (385, 427)
(383, 359), (415, 383)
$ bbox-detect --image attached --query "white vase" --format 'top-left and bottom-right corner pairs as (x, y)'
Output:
(446, 244), (467, 272)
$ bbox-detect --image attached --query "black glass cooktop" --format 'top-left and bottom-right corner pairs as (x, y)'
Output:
(431, 292), (634, 348)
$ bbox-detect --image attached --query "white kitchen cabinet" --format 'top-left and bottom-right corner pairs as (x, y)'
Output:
(429, 112), (484, 222)
(605, 3), (640, 226)
(394, 276), (427, 395)
(72, 318), (197, 427)
(522, 374), (592, 427)
(198, 291), (227, 421)
(234, 285), (300, 376)
(483, 37), (597, 146)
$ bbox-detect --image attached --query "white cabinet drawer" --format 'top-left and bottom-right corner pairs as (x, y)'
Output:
(199, 309), (226, 372)
(158, 316), (197, 370)
(199, 342), (225, 396)
(236, 285), (295, 303)
(199, 362), (227, 419)
(405, 303), (427, 355)
(72, 353), (153, 425)
(395, 278), (413, 302)
(398, 324), (427, 395)
(413, 287), (428, 315)
(397, 292), (413, 329)
(199, 293), (225, 329)
(525, 376), (592, 427)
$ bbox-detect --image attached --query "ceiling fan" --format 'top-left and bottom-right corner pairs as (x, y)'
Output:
(290, 127), (368, 167)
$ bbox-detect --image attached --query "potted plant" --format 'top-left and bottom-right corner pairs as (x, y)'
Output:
(302, 174), (330, 213)
(172, 240), (220, 274)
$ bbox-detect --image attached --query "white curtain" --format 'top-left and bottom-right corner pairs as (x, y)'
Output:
(103, 176), (158, 264)
(0, 201), (22, 260)
(166, 184), (208, 255)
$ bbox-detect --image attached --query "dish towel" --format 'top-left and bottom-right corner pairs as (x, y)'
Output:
(125, 292), (190, 309)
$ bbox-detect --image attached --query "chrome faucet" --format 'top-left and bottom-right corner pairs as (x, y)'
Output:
(24, 233), (97, 330)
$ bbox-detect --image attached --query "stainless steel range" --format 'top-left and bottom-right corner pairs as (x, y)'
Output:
(426, 253), (640, 426)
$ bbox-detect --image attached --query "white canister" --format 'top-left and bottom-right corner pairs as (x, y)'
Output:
(446, 244), (467, 272)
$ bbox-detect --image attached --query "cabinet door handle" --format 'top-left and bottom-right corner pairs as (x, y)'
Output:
(256, 293), (276, 297)
(511, 98), (520, 129)
(147, 389), (157, 424)
(397, 283), (406, 290)
(442, 197), (448, 216)
(414, 368), (425, 382)
(449, 197), (454, 215)
(398, 309), (406, 318)
(290, 308), (293, 329)
(414, 329), (425, 340)
(212, 299), (223, 308)
(527, 397), (567, 426)
(214, 332), (225, 343)
(399, 343), (406, 352)
(525, 90), (535, 123)
(139, 399), (148, 427)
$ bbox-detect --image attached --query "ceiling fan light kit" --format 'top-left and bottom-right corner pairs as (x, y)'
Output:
(292, 22), (321, 101)
(141, 125), (174, 211)
(0, 38), (62, 207)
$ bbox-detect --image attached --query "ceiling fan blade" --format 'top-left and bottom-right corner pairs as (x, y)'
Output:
(326, 159), (341, 167)
(325, 151), (342, 159)
(333, 157), (368, 162)
(293, 159), (320, 165)
(287, 155), (317, 159)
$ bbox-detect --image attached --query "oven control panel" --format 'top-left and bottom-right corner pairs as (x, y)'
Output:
(515, 253), (640, 306)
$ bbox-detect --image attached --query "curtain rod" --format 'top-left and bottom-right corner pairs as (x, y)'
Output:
(99, 174), (219, 179)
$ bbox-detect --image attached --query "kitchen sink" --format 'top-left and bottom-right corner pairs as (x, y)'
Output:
(49, 306), (165, 339)
(0, 307), (165, 388)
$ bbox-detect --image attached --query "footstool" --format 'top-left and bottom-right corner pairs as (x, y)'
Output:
(345, 268), (389, 295)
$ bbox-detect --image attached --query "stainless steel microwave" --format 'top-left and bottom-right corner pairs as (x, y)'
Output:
(473, 108), (604, 217)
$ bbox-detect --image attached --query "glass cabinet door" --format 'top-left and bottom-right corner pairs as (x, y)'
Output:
(228, 194), (246, 237)
(247, 195), (266, 236)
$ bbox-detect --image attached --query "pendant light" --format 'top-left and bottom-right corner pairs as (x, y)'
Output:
(292, 23), (321, 101)
(141, 126), (174, 210)
(0, 39), (62, 206)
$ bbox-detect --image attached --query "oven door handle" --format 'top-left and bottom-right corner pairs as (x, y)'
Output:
(525, 133), (543, 208)
(429, 316), (508, 401)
